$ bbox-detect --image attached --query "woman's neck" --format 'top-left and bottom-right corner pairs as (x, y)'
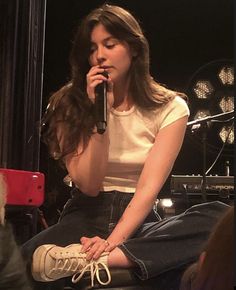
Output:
(113, 78), (133, 112)
(113, 98), (133, 112)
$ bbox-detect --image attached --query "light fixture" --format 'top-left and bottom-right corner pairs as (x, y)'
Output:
(160, 198), (173, 208)
(218, 66), (234, 85)
(185, 58), (234, 191)
(219, 96), (234, 113)
(186, 59), (234, 154)
(194, 109), (210, 120)
(219, 125), (234, 144)
(193, 80), (214, 99)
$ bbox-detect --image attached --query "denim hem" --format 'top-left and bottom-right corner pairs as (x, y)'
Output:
(118, 243), (149, 280)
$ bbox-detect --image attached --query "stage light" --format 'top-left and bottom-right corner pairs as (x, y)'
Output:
(186, 59), (234, 180)
(218, 66), (234, 85)
(186, 59), (234, 158)
(153, 198), (176, 218)
(219, 125), (234, 144)
(219, 96), (234, 113)
(160, 198), (173, 208)
(193, 80), (214, 99)
(194, 109), (210, 120)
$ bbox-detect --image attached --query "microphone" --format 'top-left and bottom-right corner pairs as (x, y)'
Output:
(95, 71), (108, 134)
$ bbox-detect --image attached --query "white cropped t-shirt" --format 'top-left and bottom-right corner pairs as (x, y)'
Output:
(101, 96), (190, 193)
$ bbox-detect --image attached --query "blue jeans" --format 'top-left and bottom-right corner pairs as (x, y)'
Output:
(22, 189), (229, 287)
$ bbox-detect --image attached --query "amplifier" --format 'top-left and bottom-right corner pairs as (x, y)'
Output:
(171, 175), (234, 197)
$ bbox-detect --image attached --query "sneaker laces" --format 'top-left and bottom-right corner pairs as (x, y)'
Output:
(71, 261), (111, 287)
(48, 251), (87, 277)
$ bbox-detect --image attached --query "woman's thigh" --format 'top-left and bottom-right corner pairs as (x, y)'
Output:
(21, 210), (109, 261)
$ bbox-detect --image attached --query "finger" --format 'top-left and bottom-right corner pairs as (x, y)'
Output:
(85, 237), (106, 259)
(93, 240), (111, 260)
(90, 236), (101, 243)
(92, 248), (106, 260)
(91, 240), (113, 260)
(88, 74), (108, 84)
(80, 238), (93, 253)
(87, 241), (107, 260)
(87, 65), (104, 76)
(87, 67), (107, 84)
(82, 236), (101, 253)
(80, 236), (89, 244)
(87, 79), (108, 103)
(86, 244), (101, 260)
(90, 79), (104, 89)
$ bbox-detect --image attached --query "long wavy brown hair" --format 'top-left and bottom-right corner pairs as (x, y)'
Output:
(42, 4), (187, 162)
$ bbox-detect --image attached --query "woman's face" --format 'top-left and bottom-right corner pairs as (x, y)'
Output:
(89, 23), (133, 84)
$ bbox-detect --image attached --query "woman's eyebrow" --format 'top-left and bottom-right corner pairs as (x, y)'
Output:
(90, 36), (117, 45)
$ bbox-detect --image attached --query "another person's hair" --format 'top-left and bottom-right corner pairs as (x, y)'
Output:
(41, 4), (186, 162)
(181, 206), (234, 290)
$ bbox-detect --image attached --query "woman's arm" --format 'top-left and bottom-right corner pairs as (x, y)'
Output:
(63, 66), (114, 196)
(107, 115), (188, 244)
(108, 117), (188, 244)
(82, 115), (188, 259)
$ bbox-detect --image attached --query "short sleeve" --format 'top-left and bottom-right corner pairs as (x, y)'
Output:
(159, 96), (190, 130)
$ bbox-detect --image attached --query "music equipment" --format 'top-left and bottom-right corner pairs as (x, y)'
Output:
(0, 168), (45, 206)
(171, 174), (234, 198)
(95, 71), (108, 134)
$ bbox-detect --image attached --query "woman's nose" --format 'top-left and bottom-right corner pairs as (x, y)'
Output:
(96, 46), (106, 64)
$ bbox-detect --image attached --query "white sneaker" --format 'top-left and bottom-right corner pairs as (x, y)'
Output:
(32, 244), (111, 287)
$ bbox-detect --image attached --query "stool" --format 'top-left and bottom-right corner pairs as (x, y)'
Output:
(64, 265), (189, 290)
(0, 168), (45, 244)
(5, 205), (39, 244)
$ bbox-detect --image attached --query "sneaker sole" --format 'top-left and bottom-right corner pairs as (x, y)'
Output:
(32, 244), (56, 282)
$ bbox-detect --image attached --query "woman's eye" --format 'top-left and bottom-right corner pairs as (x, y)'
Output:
(106, 43), (115, 49)
(90, 46), (96, 53)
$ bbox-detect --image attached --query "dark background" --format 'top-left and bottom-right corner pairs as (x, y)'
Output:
(40, 0), (234, 209)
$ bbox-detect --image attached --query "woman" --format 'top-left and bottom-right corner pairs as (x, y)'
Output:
(22, 4), (229, 289)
